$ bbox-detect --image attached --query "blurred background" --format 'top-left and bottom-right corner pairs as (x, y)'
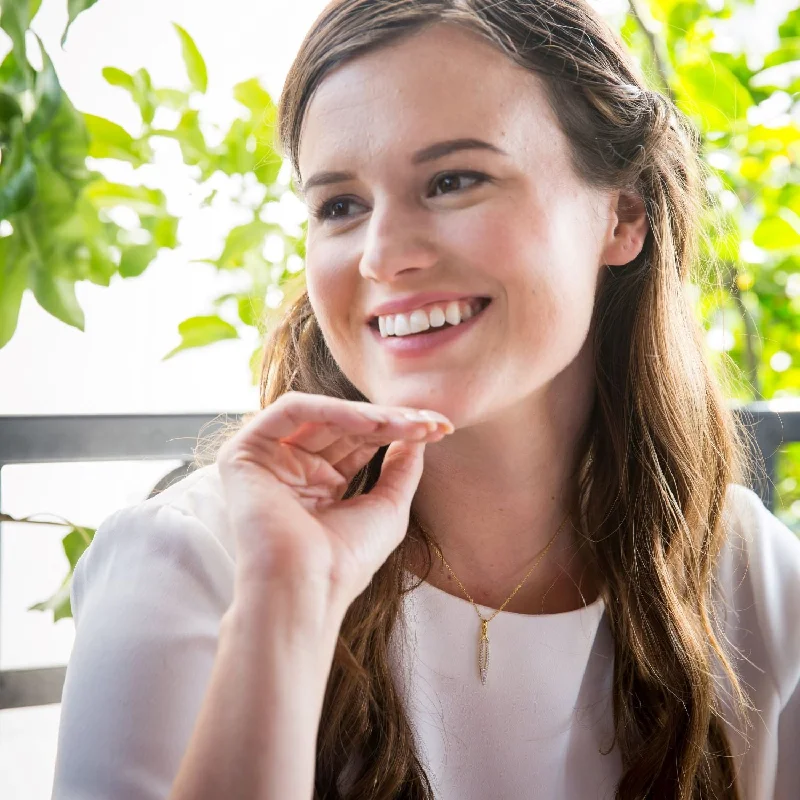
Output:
(0, 0), (798, 796)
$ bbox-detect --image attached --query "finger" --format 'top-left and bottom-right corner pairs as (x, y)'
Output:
(367, 439), (427, 508)
(330, 441), (383, 483)
(269, 403), (452, 454)
(246, 392), (453, 443)
(315, 423), (446, 485)
(239, 393), (384, 444)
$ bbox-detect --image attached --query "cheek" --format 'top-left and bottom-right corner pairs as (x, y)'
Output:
(304, 253), (367, 381)
(305, 247), (353, 332)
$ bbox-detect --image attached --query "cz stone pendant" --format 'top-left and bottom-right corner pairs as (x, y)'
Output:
(478, 618), (490, 685)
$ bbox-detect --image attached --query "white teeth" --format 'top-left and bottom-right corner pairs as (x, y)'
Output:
(376, 298), (486, 338)
(409, 310), (431, 334)
(429, 307), (446, 327)
(394, 314), (410, 336)
(444, 301), (462, 326)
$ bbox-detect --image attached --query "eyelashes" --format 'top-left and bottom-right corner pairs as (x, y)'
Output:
(309, 171), (490, 223)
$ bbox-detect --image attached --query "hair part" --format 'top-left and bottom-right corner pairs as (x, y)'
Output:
(202, 1), (763, 797)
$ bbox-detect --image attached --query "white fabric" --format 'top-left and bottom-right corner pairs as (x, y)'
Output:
(51, 464), (800, 799)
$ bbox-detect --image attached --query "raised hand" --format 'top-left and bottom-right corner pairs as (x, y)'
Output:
(216, 391), (453, 615)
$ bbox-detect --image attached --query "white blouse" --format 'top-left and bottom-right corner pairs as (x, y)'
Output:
(51, 464), (800, 799)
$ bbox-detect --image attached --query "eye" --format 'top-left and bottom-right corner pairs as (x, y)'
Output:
(429, 171), (488, 197)
(311, 197), (367, 222)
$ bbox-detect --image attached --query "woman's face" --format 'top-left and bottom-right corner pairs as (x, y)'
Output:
(297, 24), (621, 427)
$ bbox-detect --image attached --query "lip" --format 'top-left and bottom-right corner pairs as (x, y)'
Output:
(368, 299), (492, 357)
(367, 291), (490, 322)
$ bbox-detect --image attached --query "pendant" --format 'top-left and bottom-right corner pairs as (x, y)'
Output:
(478, 618), (490, 685)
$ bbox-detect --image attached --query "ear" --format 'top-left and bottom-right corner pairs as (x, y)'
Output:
(600, 189), (649, 267)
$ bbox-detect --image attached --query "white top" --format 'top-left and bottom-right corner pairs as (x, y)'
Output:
(51, 464), (800, 799)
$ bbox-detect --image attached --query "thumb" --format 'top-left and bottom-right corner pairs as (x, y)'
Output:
(369, 439), (426, 508)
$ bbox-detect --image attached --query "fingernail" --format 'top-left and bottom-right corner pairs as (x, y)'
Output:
(402, 410), (429, 422)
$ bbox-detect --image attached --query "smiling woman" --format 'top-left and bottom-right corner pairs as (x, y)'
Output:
(51, 2), (800, 800)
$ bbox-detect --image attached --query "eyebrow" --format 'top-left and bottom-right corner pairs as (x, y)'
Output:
(300, 138), (508, 193)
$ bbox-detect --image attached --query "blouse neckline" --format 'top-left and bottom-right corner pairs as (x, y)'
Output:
(402, 568), (605, 621)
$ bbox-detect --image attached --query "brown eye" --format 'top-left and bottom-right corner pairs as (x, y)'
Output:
(328, 200), (351, 217)
(430, 172), (486, 197)
(314, 197), (367, 222)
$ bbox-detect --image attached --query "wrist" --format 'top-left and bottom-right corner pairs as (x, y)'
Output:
(223, 585), (345, 672)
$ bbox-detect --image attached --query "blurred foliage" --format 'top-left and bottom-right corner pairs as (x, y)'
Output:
(0, 0), (304, 382)
(1, 0), (798, 619)
(621, 0), (800, 528)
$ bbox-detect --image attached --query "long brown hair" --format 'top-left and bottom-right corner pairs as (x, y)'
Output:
(202, 1), (762, 797)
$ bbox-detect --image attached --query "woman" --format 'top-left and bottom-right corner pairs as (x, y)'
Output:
(52, 1), (800, 798)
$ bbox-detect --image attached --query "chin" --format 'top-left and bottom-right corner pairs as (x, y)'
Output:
(369, 385), (476, 427)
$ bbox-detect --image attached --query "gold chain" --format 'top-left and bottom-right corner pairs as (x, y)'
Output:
(415, 511), (571, 685)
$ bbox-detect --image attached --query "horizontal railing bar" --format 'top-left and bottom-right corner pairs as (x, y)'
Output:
(0, 413), (244, 466)
(0, 406), (797, 468)
(0, 666), (66, 710)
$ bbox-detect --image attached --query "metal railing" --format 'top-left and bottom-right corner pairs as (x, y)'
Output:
(0, 403), (798, 711)
(0, 413), (243, 711)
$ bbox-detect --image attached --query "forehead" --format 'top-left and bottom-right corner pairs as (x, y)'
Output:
(297, 23), (568, 179)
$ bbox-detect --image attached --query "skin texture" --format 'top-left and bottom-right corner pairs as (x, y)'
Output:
(298, 24), (649, 613)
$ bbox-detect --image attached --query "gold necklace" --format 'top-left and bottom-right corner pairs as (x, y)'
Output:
(415, 512), (571, 686)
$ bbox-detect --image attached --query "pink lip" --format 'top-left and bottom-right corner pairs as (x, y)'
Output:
(367, 291), (489, 321)
(368, 299), (491, 357)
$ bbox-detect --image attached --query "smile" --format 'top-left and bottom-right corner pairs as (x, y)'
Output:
(368, 297), (492, 356)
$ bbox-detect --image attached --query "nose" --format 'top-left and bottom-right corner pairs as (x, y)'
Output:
(358, 200), (438, 283)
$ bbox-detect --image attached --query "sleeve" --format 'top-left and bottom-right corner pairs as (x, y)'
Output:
(730, 484), (800, 799)
(51, 501), (235, 800)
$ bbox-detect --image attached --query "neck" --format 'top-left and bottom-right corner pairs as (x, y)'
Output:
(406, 380), (601, 615)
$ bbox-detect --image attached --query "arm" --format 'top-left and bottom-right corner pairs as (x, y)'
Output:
(169, 584), (343, 800)
(53, 493), (346, 800)
(52, 501), (237, 800)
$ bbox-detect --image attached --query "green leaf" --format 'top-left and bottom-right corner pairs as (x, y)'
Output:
(29, 575), (72, 621)
(233, 77), (273, 112)
(163, 315), (239, 360)
(86, 179), (167, 215)
(0, 90), (22, 124)
(237, 294), (265, 327)
(102, 67), (157, 123)
(39, 94), (90, 183)
(158, 109), (207, 167)
(255, 148), (283, 186)
(0, 0), (41, 72)
(84, 113), (151, 164)
(173, 23), (207, 94)
(62, 526), (94, 568)
(119, 242), (157, 277)
(249, 342), (263, 385)
(0, 235), (28, 348)
(0, 45), (26, 92)
(676, 58), (754, 132)
(0, 152), (36, 218)
(217, 220), (271, 269)
(29, 527), (95, 621)
(62, 0), (100, 47)
(131, 68), (156, 125)
(26, 37), (62, 139)
(101, 66), (134, 90)
(153, 87), (189, 111)
(753, 210), (800, 250)
(30, 268), (85, 329)
(145, 213), (179, 248)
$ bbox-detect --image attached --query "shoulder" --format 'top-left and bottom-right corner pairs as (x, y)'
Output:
(716, 482), (800, 706)
(72, 462), (235, 620)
